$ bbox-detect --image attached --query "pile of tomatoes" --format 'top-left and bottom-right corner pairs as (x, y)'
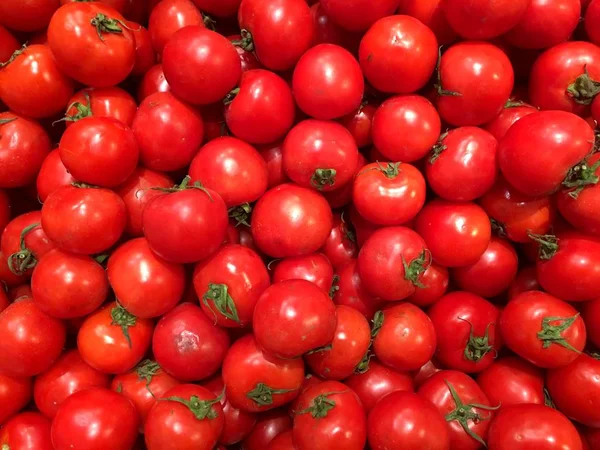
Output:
(2, 0), (600, 449)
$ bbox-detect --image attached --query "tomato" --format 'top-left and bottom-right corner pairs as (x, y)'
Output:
(397, 0), (457, 45)
(193, 244), (270, 328)
(272, 253), (333, 293)
(63, 87), (137, 127)
(137, 64), (171, 102)
(320, 214), (357, 270)
(189, 137), (268, 207)
(163, 26), (241, 105)
(52, 387), (139, 450)
(415, 200), (492, 267)
(332, 259), (382, 320)
(499, 291), (586, 368)
(78, 301), (153, 374)
(487, 404), (583, 450)
(0, 25), (19, 63)
(238, 0), (314, 71)
(33, 349), (110, 419)
(0, 251), (27, 287)
(359, 16), (438, 94)
(436, 42), (514, 126)
(61, 0), (128, 13)
(242, 409), (292, 449)
(293, 380), (366, 450)
(251, 183), (333, 258)
(586, 0), (600, 45)
(48, 3), (135, 87)
(419, 370), (498, 450)
(292, 44), (363, 120)
(129, 21), (154, 75)
(0, 0), (59, 32)
(112, 359), (180, 428)
(504, 0), (581, 50)
(0, 374), (31, 425)
(311, 3), (361, 52)
(148, 0), (204, 55)
(484, 101), (537, 140)
(266, 431), (295, 450)
(0, 44), (74, 119)
(320, 0), (400, 32)
(41, 185), (127, 255)
(194, 0), (241, 16)
(225, 69), (295, 144)
(509, 266), (541, 299)
(142, 177), (228, 263)
(1, 412), (50, 450)
(229, 34), (262, 72)
(582, 298), (600, 348)
(340, 101), (376, 149)
(373, 303), (436, 371)
(36, 150), (75, 203)
(407, 262), (449, 307)
(367, 391), (451, 450)
(0, 112), (51, 189)
(222, 334), (305, 413)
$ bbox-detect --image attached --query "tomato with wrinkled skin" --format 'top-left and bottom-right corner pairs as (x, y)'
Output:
(272, 253), (333, 293)
(582, 298), (600, 348)
(359, 15), (438, 94)
(42, 185), (127, 255)
(340, 101), (377, 149)
(499, 291), (586, 368)
(0, 113), (51, 189)
(367, 391), (451, 450)
(242, 409), (293, 449)
(148, 0), (204, 55)
(222, 334), (305, 413)
(320, 0), (401, 32)
(0, 374), (31, 425)
(407, 262), (449, 307)
(397, 0), (457, 45)
(137, 64), (171, 102)
(332, 260), (382, 320)
(0, 412), (52, 449)
(320, 214), (357, 270)
(0, 0), (59, 32)
(36, 150), (75, 203)
(63, 87), (137, 127)
(484, 101), (537, 140)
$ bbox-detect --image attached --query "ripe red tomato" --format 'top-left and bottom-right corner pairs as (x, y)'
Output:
(397, 0), (457, 45)
(129, 21), (154, 76)
(242, 409), (292, 449)
(194, 0), (241, 16)
(407, 262), (449, 307)
(229, 33), (263, 71)
(415, 200), (492, 267)
(0, 412), (52, 450)
(484, 101), (537, 140)
(148, 0), (204, 55)
(266, 431), (295, 450)
(48, 3), (135, 87)
(332, 259), (382, 320)
(36, 149), (75, 203)
(163, 26), (241, 105)
(41, 185), (127, 255)
(0, 299), (65, 377)
(320, 0), (401, 32)
(52, 387), (139, 450)
(0, 25), (19, 63)
(367, 391), (451, 450)
(500, 291), (586, 368)
(33, 349), (111, 418)
(0, 112), (51, 189)
(509, 266), (542, 299)
(340, 101), (377, 149)
(436, 42), (514, 126)
(0, 374), (31, 425)
(272, 253), (333, 292)
(582, 298), (600, 348)
(222, 334), (305, 413)
(0, 0), (59, 32)
(225, 69), (295, 144)
(293, 380), (367, 450)
(137, 64), (171, 102)
(63, 87), (137, 127)
(359, 15), (438, 94)
(586, 0), (600, 45)
(320, 215), (357, 270)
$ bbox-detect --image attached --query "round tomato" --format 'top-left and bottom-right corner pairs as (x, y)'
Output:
(148, 0), (204, 55)
(340, 100), (377, 149)
(582, 298), (600, 348)
(397, 0), (457, 45)
(272, 253), (333, 292)
(0, 25), (19, 62)
(137, 64), (171, 102)
(129, 21), (154, 75)
(320, 0), (399, 32)
(242, 409), (292, 449)
(407, 262), (449, 307)
(0, 373), (31, 425)
(332, 259), (382, 320)
(484, 101), (537, 140)
(36, 149), (75, 203)
(62, 87), (137, 127)
(509, 266), (542, 299)
(267, 431), (295, 450)
(0, 412), (51, 449)
(0, 0), (59, 32)
(586, 0), (600, 45)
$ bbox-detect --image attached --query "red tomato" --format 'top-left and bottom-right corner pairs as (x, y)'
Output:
(373, 303), (437, 371)
(340, 101), (377, 149)
(359, 15), (438, 94)
(189, 137), (268, 207)
(78, 301), (153, 374)
(407, 262), (449, 307)
(0, 374), (31, 425)
(163, 26), (241, 105)
(267, 431), (296, 450)
(397, 0), (457, 45)
(320, 0), (401, 32)
(0, 299), (65, 377)
(36, 150), (75, 203)
(0, 0), (59, 32)
(229, 34), (263, 72)
(52, 387), (139, 450)
(367, 391), (451, 450)
(33, 349), (111, 418)
(48, 3), (135, 87)
(320, 214), (357, 270)
(586, 0), (600, 45)
(0, 412), (52, 449)
(582, 298), (600, 348)
(436, 42), (514, 126)
(487, 404), (583, 450)
(225, 69), (295, 144)
(63, 87), (137, 127)
(193, 0), (241, 17)
(41, 185), (127, 255)
(0, 251), (27, 287)
(0, 25), (19, 62)
(148, 0), (203, 55)
(129, 21), (154, 75)
(499, 291), (586, 368)
(137, 64), (171, 102)
(222, 334), (305, 413)
(332, 259), (382, 320)
(484, 101), (538, 140)
(415, 199), (492, 267)
(293, 380), (367, 450)
(272, 253), (333, 292)
(238, 0), (314, 71)
(242, 409), (292, 449)
(508, 266), (541, 299)
(0, 112), (51, 189)
(0, 189), (9, 232)
(310, 3), (361, 52)
(60, 0), (128, 13)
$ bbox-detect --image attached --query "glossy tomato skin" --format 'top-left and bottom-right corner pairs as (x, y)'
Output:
(222, 334), (305, 413)
(407, 262), (449, 307)
(487, 404), (583, 450)
(272, 253), (333, 292)
(242, 409), (293, 449)
(484, 102), (538, 140)
(238, 0), (314, 71)
(41, 185), (127, 255)
(0, 25), (19, 62)
(0, 299), (65, 377)
(34, 349), (111, 419)
(397, 0), (457, 45)
(193, 244), (270, 328)
(189, 137), (269, 207)
(292, 44), (364, 120)
(0, 374), (31, 425)
(194, 0), (241, 16)
(340, 101), (377, 149)
(320, 0), (399, 32)
(251, 183), (333, 258)
(359, 15), (438, 94)
(436, 42), (514, 126)
(332, 259), (382, 320)
(48, 3), (135, 87)
(415, 200), (492, 267)
(582, 298), (600, 348)
(293, 380), (367, 450)
(367, 391), (451, 450)
(320, 214), (357, 270)
(499, 291), (586, 368)
(52, 387), (139, 450)
(63, 87), (137, 127)
(137, 64), (171, 102)
(0, 0), (59, 32)
(225, 69), (295, 144)
(0, 412), (52, 450)
(163, 26), (241, 105)
(229, 34), (262, 72)
(266, 430), (295, 450)
(586, 0), (600, 44)
(148, 0), (204, 56)
(36, 150), (75, 202)
(0, 44), (74, 119)
(129, 21), (154, 76)
(0, 112), (51, 189)
(508, 266), (541, 299)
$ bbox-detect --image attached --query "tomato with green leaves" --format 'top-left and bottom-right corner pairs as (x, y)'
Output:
(62, 87), (137, 127)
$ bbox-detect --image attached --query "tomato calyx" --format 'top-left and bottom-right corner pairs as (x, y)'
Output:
(329, 275), (340, 299)
(444, 380), (500, 447)
(354, 348), (374, 374)
(110, 303), (137, 348)
(460, 319), (495, 362)
(0, 43), (27, 68)
(566, 65), (600, 105)
(403, 249), (431, 288)
(58, 92), (93, 125)
(490, 218), (507, 237)
(247, 382), (296, 406)
(537, 314), (583, 354)
(544, 388), (555, 408)
(223, 87), (240, 105)
(297, 391), (345, 418)
(504, 98), (527, 108)
(340, 211), (356, 244)
(527, 232), (559, 260)
(562, 157), (600, 199)
(305, 344), (333, 356)
(7, 222), (40, 276)
(429, 132), (449, 164)
(154, 176), (214, 201)
(371, 310), (384, 338)
(311, 169), (337, 190)
(162, 393), (222, 420)
(0, 117), (17, 125)
(135, 359), (161, 387)
(202, 283), (240, 324)
(354, 312), (381, 374)
(94, 254), (109, 265)
(202, 13), (216, 30)
(434, 47), (461, 97)
(90, 13), (128, 41)
(228, 203), (252, 227)
(230, 29), (254, 52)
(375, 162), (401, 179)
(72, 181), (101, 189)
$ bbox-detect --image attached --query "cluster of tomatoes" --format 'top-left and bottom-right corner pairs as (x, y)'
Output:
(1, 0), (600, 449)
